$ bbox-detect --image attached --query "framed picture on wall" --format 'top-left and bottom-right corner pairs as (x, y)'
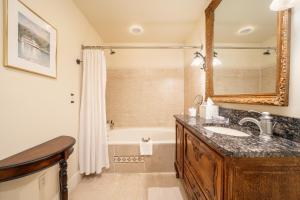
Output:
(3, 0), (57, 78)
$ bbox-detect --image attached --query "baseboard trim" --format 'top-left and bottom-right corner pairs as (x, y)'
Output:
(69, 171), (82, 192)
(51, 171), (82, 200)
(52, 193), (59, 200)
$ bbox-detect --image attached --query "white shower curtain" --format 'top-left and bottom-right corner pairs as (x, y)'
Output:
(79, 49), (109, 175)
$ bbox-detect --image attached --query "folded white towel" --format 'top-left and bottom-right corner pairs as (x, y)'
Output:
(140, 138), (153, 155)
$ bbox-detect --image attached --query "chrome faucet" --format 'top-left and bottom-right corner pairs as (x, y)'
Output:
(238, 111), (273, 135)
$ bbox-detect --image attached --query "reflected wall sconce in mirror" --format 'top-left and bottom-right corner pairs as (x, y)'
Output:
(213, 52), (222, 66)
(270, 0), (299, 11)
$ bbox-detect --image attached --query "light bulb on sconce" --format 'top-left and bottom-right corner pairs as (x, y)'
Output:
(270, 0), (299, 11)
(191, 44), (206, 70)
(190, 44), (221, 70)
(191, 51), (205, 69)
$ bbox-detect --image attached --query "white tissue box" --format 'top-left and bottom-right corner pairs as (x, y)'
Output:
(199, 104), (219, 120)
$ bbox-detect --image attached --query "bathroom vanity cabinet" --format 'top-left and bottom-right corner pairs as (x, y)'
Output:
(175, 121), (184, 178)
(175, 117), (300, 200)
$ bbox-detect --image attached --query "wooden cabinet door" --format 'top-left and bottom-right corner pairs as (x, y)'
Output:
(184, 129), (223, 200)
(226, 158), (300, 200)
(175, 121), (184, 178)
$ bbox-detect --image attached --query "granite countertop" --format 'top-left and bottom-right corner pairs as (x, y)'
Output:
(175, 115), (300, 158)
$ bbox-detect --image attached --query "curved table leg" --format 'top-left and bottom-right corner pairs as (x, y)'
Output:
(59, 159), (68, 200)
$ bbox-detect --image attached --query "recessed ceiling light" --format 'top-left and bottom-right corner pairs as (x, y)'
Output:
(237, 26), (255, 35)
(129, 25), (144, 35)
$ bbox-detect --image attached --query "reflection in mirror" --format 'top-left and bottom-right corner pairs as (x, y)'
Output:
(213, 0), (277, 95)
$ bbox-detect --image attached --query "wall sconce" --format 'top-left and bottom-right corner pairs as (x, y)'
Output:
(191, 51), (221, 70)
(191, 51), (206, 70)
(270, 0), (298, 11)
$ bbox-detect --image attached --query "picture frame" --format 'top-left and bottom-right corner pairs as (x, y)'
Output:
(3, 0), (57, 78)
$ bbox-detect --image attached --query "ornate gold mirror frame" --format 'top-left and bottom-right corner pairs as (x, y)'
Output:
(205, 0), (291, 106)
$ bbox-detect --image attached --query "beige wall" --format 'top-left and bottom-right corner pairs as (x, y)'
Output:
(219, 5), (300, 118)
(0, 0), (102, 199)
(184, 1), (209, 113)
(106, 46), (184, 127)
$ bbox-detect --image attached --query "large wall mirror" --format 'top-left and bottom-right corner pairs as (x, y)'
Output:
(205, 0), (291, 106)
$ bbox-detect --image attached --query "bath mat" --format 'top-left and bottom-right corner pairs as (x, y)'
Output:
(147, 187), (184, 200)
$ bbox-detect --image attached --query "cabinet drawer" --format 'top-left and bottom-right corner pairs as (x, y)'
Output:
(184, 128), (223, 200)
(183, 173), (198, 200)
(184, 163), (207, 200)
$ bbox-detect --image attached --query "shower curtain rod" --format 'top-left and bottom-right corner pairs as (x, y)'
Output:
(81, 45), (203, 50)
(80, 45), (276, 50)
(76, 45), (203, 64)
(76, 45), (277, 64)
(214, 46), (277, 50)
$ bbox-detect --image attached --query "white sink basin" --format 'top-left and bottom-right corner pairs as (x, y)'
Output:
(204, 126), (250, 137)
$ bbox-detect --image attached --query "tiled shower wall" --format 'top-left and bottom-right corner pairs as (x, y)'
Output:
(213, 67), (276, 95)
(106, 68), (184, 127)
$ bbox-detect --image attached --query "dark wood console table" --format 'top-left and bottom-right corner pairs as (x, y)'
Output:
(0, 136), (76, 200)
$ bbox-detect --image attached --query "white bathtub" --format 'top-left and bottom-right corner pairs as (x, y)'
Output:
(107, 127), (175, 144)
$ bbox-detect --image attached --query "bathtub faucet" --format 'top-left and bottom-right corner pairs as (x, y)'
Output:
(107, 120), (115, 129)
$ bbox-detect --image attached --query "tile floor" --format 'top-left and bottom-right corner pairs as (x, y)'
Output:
(70, 173), (187, 200)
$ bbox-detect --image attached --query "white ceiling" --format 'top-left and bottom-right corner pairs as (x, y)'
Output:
(73, 0), (206, 43)
(215, 0), (277, 44)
